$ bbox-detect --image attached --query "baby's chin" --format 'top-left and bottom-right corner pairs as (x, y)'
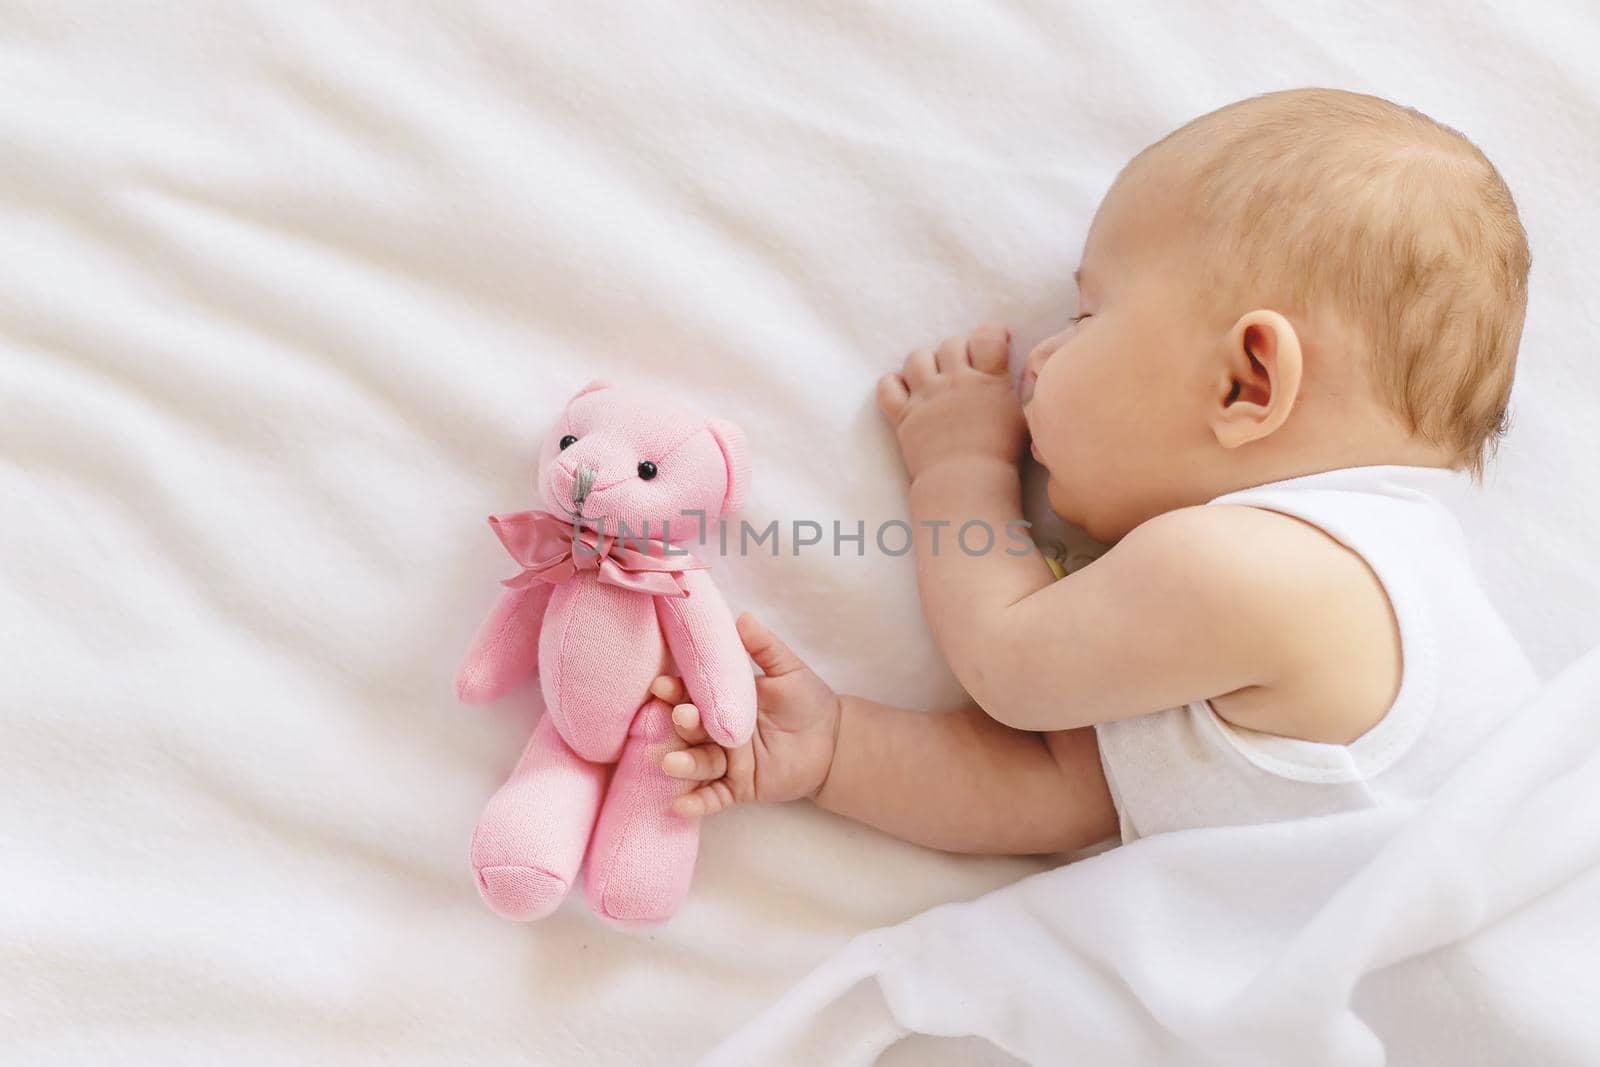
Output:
(1045, 474), (1120, 544)
(1044, 475), (1080, 527)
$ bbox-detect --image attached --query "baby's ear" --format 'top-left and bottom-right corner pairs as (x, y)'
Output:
(706, 418), (750, 515)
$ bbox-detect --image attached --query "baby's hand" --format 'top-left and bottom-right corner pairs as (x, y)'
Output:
(653, 613), (841, 817)
(876, 321), (1028, 483)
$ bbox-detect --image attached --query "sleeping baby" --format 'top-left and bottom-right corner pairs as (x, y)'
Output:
(649, 87), (1540, 854)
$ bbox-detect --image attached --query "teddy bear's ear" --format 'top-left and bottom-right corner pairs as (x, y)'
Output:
(571, 379), (614, 400)
(706, 418), (750, 515)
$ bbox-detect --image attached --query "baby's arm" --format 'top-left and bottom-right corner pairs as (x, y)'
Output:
(816, 696), (1117, 855)
(652, 613), (1116, 855)
(965, 501), (1392, 739)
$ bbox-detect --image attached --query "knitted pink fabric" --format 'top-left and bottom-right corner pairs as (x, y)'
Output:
(456, 381), (755, 926)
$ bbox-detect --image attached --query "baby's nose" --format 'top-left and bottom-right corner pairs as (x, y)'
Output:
(1024, 339), (1055, 374)
(1018, 344), (1051, 406)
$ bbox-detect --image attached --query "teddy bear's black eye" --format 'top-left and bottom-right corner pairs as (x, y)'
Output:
(558, 434), (578, 450)
(637, 460), (658, 480)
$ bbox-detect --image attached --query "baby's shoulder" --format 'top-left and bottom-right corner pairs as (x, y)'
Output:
(1122, 504), (1400, 744)
(1122, 501), (1370, 596)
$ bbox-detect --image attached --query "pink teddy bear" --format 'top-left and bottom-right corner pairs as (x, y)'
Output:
(455, 380), (756, 926)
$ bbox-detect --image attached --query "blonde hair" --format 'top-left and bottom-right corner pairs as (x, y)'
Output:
(1129, 88), (1531, 479)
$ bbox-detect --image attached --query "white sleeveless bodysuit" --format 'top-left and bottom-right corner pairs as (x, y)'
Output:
(1092, 465), (1540, 844)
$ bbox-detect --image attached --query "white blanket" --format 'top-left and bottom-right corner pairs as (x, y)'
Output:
(703, 644), (1600, 1065)
(3, 3), (1598, 1065)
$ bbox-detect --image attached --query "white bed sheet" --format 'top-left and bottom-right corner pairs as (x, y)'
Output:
(3, 2), (1597, 1064)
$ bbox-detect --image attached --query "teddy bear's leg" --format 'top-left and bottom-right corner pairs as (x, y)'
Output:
(470, 712), (609, 921)
(580, 697), (700, 927)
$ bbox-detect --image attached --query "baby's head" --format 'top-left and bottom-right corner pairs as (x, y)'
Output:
(1020, 88), (1530, 543)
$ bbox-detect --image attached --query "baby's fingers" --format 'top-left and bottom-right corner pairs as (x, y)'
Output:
(661, 743), (728, 782)
(650, 675), (689, 705)
(876, 373), (909, 423)
(967, 322), (1011, 375)
(669, 701), (710, 744)
(672, 780), (737, 818)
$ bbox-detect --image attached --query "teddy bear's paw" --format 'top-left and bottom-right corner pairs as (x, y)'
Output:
(587, 887), (679, 930)
(476, 863), (570, 921)
(583, 855), (694, 929)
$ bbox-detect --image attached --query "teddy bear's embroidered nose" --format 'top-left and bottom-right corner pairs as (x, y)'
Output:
(571, 464), (597, 509)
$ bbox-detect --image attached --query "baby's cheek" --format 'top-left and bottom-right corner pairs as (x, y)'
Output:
(1039, 394), (1087, 459)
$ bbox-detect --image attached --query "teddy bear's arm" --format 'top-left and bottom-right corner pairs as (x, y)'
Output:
(455, 583), (555, 704)
(656, 571), (757, 748)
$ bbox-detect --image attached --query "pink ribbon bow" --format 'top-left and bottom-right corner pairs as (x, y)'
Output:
(487, 510), (708, 598)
